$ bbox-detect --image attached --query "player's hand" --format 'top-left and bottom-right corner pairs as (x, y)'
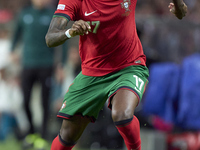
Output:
(168, 1), (187, 19)
(69, 20), (91, 37)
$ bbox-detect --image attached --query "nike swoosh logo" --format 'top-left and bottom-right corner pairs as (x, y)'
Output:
(85, 10), (97, 16)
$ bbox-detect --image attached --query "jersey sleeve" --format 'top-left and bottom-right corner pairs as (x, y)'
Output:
(54, 0), (81, 21)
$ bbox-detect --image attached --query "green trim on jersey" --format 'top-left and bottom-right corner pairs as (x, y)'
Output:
(58, 65), (149, 122)
(53, 15), (70, 22)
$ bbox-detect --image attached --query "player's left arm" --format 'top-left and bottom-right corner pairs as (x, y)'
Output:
(168, 0), (187, 19)
(45, 17), (69, 48)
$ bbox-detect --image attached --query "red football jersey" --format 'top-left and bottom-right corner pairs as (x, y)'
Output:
(54, 0), (146, 76)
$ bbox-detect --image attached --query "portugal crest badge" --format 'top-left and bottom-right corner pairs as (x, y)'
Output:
(121, 0), (131, 12)
(60, 101), (66, 111)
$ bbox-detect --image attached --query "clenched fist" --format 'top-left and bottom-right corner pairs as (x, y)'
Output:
(69, 20), (91, 37)
(169, 1), (187, 19)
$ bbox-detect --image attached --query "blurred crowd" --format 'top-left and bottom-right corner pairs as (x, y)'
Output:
(135, 0), (200, 65)
(0, 0), (200, 150)
(136, 0), (200, 23)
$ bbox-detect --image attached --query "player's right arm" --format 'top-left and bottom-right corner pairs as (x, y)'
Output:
(169, 0), (187, 19)
(45, 17), (91, 48)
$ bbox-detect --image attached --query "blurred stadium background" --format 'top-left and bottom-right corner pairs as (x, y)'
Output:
(0, 0), (200, 150)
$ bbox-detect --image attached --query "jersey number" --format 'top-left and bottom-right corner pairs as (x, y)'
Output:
(87, 21), (100, 34)
(133, 75), (144, 92)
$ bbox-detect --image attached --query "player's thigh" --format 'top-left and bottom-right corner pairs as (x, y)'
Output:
(110, 65), (149, 122)
(111, 89), (138, 122)
(60, 115), (91, 143)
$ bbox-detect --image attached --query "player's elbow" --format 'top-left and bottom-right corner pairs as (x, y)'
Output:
(45, 34), (53, 48)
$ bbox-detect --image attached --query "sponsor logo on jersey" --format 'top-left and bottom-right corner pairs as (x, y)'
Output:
(57, 4), (65, 10)
(84, 10), (97, 16)
(135, 60), (141, 64)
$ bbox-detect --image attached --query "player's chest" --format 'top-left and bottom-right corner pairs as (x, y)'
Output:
(80, 0), (135, 21)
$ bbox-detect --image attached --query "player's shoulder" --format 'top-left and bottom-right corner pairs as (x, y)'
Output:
(57, 0), (82, 11)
